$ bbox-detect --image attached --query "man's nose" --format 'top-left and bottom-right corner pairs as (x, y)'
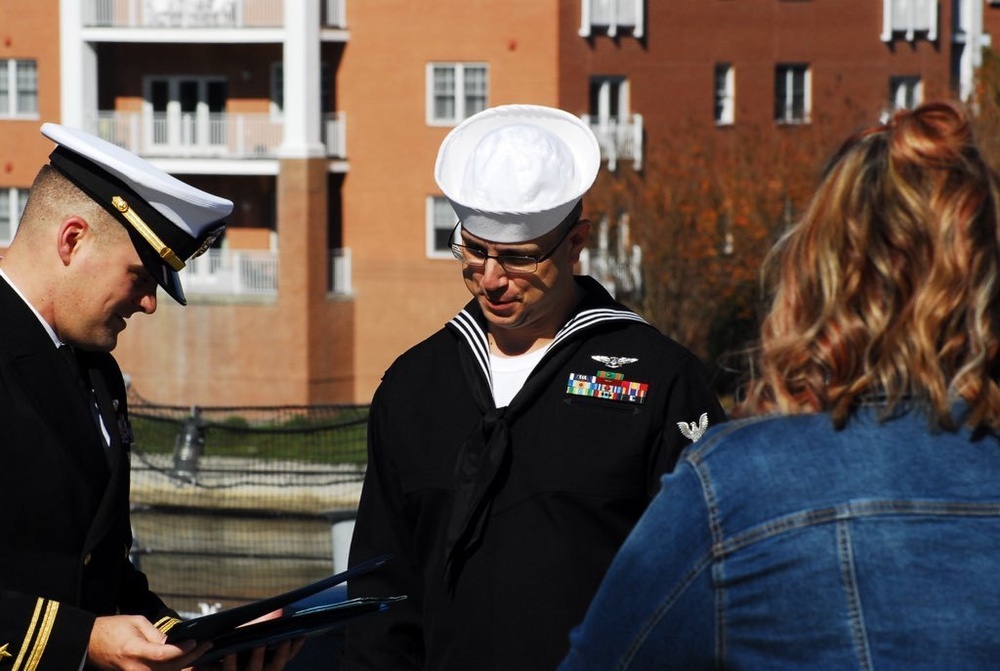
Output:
(138, 290), (157, 315)
(480, 257), (509, 288)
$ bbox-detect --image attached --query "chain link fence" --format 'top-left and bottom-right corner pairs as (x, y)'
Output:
(126, 394), (369, 618)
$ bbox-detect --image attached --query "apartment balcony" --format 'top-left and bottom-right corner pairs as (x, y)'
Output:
(89, 111), (347, 160)
(185, 249), (279, 297)
(579, 250), (643, 300)
(83, 0), (347, 29)
(183, 248), (353, 298)
(582, 114), (643, 172)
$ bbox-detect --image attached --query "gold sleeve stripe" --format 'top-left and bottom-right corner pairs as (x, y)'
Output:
(23, 600), (58, 671)
(11, 598), (44, 671)
(155, 617), (182, 634)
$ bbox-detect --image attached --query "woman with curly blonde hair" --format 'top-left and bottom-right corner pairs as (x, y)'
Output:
(743, 100), (1000, 430)
(561, 101), (1000, 670)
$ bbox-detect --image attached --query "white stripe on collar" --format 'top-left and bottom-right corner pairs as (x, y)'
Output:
(447, 305), (647, 391)
(450, 310), (492, 392)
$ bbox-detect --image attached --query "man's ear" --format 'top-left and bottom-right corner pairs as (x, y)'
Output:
(56, 216), (89, 266)
(568, 219), (592, 263)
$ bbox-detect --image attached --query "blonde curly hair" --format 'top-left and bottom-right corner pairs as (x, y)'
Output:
(737, 101), (1000, 431)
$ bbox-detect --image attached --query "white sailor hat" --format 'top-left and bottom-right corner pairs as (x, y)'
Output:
(434, 104), (601, 244)
(41, 123), (233, 305)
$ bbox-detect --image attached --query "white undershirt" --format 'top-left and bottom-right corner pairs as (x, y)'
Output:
(489, 346), (550, 408)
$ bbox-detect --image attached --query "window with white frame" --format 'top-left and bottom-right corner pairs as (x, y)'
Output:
(579, 0), (645, 38)
(589, 76), (629, 120)
(889, 75), (922, 110)
(0, 187), (29, 246)
(427, 196), (458, 257)
(882, 0), (937, 42)
(774, 64), (810, 124)
(715, 63), (735, 125)
(427, 63), (488, 126)
(0, 59), (38, 117)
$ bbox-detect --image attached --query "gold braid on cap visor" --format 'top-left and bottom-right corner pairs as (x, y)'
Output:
(111, 195), (185, 271)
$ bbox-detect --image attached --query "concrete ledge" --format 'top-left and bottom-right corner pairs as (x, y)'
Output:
(130, 453), (364, 514)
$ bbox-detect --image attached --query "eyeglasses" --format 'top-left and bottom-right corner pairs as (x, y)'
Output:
(449, 222), (577, 274)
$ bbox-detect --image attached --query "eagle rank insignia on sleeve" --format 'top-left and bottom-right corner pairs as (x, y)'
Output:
(678, 412), (709, 443)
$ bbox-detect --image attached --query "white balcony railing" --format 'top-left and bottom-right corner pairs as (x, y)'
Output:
(184, 249), (278, 297)
(578, 215), (642, 299)
(84, 0), (276, 28)
(183, 248), (353, 298)
(323, 113), (348, 159)
(582, 114), (643, 172)
(321, 0), (347, 28)
(83, 0), (347, 28)
(89, 111), (347, 160)
(329, 248), (352, 296)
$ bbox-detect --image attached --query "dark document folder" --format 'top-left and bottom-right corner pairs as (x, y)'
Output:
(164, 554), (404, 664)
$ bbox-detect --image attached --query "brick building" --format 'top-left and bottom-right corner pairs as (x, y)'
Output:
(1, 0), (996, 405)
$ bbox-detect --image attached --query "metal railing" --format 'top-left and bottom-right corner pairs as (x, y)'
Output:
(185, 249), (279, 297)
(89, 111), (347, 160)
(322, 0), (347, 28)
(83, 0), (347, 28)
(582, 114), (643, 172)
(181, 248), (353, 298)
(329, 248), (352, 296)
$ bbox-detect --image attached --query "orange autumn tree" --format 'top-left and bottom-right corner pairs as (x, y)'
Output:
(971, 48), (1000, 172)
(586, 116), (852, 395)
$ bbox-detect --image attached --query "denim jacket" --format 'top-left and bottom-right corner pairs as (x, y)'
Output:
(560, 405), (1000, 670)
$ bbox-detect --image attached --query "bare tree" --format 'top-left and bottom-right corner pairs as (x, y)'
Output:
(586, 115), (859, 395)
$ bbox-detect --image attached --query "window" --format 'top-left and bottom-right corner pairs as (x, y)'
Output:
(889, 75), (922, 110)
(586, 76), (642, 171)
(589, 76), (628, 120)
(427, 196), (457, 257)
(270, 62), (284, 116)
(427, 64), (488, 126)
(270, 62), (331, 116)
(774, 64), (810, 124)
(715, 63), (735, 125)
(579, 0), (645, 38)
(0, 59), (38, 117)
(0, 187), (29, 245)
(881, 0), (938, 42)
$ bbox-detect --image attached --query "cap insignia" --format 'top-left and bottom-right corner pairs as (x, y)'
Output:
(192, 225), (225, 259)
(111, 195), (186, 271)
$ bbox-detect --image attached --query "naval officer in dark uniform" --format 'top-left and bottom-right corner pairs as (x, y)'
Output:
(0, 124), (295, 670)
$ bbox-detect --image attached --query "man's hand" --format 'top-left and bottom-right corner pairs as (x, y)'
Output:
(87, 614), (211, 670)
(192, 609), (305, 671)
(212, 638), (305, 671)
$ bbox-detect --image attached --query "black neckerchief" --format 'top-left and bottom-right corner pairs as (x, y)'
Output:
(442, 276), (647, 586)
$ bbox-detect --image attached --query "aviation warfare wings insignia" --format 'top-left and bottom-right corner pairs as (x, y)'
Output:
(591, 355), (639, 369)
(678, 412), (709, 443)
